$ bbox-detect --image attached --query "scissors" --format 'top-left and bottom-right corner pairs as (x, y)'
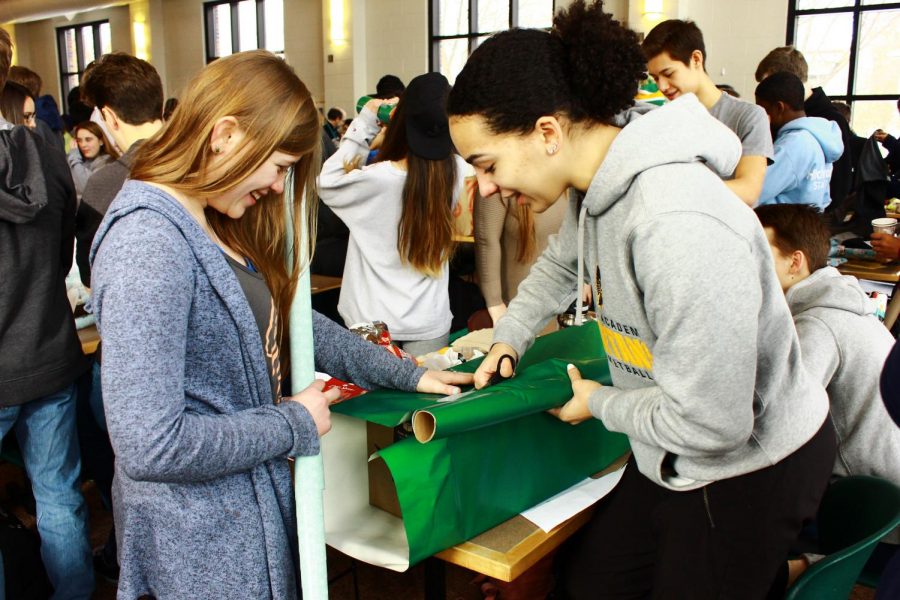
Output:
(488, 353), (517, 386)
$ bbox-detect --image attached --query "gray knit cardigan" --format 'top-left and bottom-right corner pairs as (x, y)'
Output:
(91, 180), (424, 599)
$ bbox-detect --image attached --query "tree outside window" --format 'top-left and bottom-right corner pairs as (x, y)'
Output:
(788, 0), (900, 137)
(430, 0), (555, 84)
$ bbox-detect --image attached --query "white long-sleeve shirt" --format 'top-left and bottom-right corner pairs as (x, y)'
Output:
(317, 109), (470, 340)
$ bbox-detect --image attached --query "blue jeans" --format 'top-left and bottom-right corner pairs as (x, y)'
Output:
(0, 384), (94, 600)
(88, 360), (107, 433)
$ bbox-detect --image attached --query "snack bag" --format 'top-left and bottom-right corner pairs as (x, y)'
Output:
(348, 321), (416, 362)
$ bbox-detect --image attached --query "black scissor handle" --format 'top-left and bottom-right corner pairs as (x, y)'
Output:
(488, 354), (517, 386)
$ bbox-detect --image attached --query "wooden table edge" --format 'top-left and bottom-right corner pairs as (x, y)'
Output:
(837, 260), (900, 284)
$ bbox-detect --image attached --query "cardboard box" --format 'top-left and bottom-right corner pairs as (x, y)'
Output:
(365, 421), (411, 518)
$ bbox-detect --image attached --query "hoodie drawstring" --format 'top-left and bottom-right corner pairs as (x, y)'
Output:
(575, 203), (589, 326)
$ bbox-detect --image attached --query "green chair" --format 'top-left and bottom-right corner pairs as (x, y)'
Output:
(785, 476), (900, 600)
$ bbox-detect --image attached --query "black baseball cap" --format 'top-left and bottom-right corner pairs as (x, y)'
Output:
(404, 72), (452, 161)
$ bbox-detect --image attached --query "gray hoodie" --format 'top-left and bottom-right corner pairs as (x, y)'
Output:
(495, 94), (829, 490)
(787, 267), (900, 485)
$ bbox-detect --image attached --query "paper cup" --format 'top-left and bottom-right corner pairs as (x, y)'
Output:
(872, 217), (898, 235)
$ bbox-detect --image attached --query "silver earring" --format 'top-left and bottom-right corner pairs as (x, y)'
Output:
(547, 144), (558, 155)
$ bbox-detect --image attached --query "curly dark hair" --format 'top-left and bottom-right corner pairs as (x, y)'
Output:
(446, 0), (646, 134)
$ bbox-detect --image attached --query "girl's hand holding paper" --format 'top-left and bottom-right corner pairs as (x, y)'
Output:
(549, 364), (601, 425)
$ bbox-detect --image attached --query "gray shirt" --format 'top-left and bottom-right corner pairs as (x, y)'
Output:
(224, 253), (281, 401)
(708, 92), (774, 162)
(75, 143), (139, 286)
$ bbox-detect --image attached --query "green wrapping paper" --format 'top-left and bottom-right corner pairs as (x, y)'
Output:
(333, 323), (612, 426)
(412, 357), (610, 442)
(382, 416), (629, 565)
(333, 323), (630, 566)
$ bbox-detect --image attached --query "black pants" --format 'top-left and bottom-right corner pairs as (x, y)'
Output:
(558, 421), (836, 600)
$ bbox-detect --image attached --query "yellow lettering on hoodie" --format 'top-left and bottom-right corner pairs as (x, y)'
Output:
(598, 320), (654, 374)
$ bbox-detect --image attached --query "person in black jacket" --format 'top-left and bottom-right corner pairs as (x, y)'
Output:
(756, 47), (853, 220)
(0, 28), (94, 598)
(874, 97), (900, 200)
(832, 101), (867, 176)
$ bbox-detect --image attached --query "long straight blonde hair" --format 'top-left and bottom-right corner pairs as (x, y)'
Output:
(376, 96), (457, 277)
(130, 50), (320, 370)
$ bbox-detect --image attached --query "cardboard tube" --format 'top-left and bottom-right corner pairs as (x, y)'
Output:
(412, 410), (437, 443)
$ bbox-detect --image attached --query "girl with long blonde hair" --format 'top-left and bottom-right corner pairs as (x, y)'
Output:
(318, 72), (469, 355)
(90, 51), (468, 598)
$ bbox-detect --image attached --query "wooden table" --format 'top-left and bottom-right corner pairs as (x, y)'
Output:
(837, 259), (900, 284)
(837, 259), (900, 329)
(423, 453), (631, 598)
(78, 324), (100, 355)
(310, 274), (342, 294)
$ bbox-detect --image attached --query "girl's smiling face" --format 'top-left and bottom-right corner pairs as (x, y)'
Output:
(449, 114), (568, 213)
(206, 149), (299, 219)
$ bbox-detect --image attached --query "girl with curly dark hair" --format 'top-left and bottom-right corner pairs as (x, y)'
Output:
(448, 1), (836, 597)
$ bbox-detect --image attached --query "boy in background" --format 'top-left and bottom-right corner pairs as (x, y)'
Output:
(0, 27), (94, 597)
(756, 46), (852, 216)
(756, 203), (900, 485)
(755, 72), (843, 211)
(643, 19), (773, 206)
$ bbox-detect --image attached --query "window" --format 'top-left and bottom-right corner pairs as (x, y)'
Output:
(203, 0), (285, 64)
(429, 0), (555, 83)
(787, 0), (900, 136)
(57, 20), (112, 112)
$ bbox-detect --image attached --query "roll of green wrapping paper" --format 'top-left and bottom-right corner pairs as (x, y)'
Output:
(412, 357), (611, 442)
(333, 322), (608, 428)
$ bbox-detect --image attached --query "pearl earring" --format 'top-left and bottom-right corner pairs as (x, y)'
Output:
(547, 144), (558, 155)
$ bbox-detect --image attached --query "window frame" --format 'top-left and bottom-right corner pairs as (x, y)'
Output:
(203, 0), (280, 64)
(428, 1), (556, 75)
(785, 0), (900, 104)
(56, 19), (110, 113)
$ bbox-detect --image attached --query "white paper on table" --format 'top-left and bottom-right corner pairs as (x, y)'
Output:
(520, 464), (627, 533)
